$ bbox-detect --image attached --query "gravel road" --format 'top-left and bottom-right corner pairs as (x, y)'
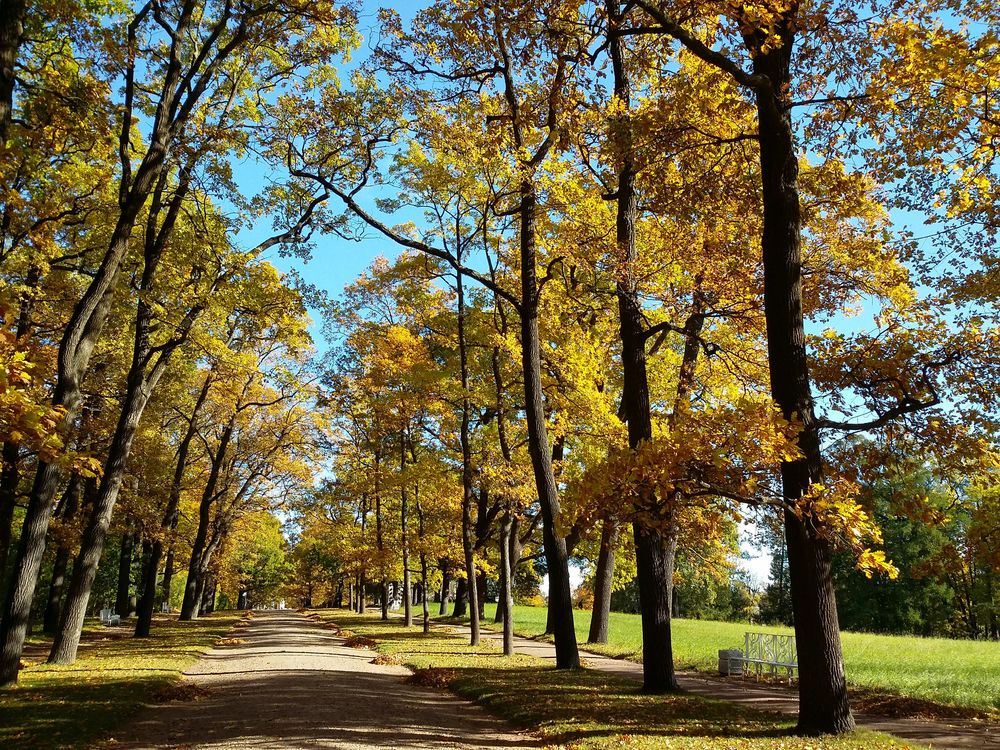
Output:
(110, 610), (537, 749)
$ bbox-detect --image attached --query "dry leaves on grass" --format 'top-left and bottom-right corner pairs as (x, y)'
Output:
(216, 638), (246, 647)
(151, 683), (212, 703)
(408, 667), (458, 689)
(370, 653), (403, 666)
(343, 635), (378, 649)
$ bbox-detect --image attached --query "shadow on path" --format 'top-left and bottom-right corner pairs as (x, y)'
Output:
(111, 611), (537, 750)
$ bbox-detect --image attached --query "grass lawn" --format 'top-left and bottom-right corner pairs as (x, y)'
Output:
(0, 612), (240, 750)
(447, 604), (1000, 715)
(313, 610), (922, 750)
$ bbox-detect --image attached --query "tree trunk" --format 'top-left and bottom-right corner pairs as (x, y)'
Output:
(41, 477), (84, 634)
(455, 269), (480, 646)
(749, 20), (854, 734)
(417, 501), (430, 634)
(400, 430), (412, 627)
(0, 0), (28, 142)
(0, 440), (19, 600)
(499, 509), (514, 656)
(134, 539), (160, 637)
(115, 532), (135, 618)
(606, 4), (674, 690)
(160, 544), (175, 607)
(48, 369), (162, 663)
(137, 370), (212, 636)
(200, 576), (215, 614)
(439, 566), (449, 615)
(452, 577), (467, 618)
(588, 518), (619, 644)
(181, 421), (234, 620)
(0, 268), (39, 604)
(516, 182), (578, 668)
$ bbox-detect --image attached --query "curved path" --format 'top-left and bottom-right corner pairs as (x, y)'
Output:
(460, 622), (1000, 750)
(112, 611), (537, 749)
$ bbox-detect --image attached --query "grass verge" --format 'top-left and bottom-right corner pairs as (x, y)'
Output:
(443, 603), (1000, 717)
(0, 612), (240, 750)
(312, 610), (924, 750)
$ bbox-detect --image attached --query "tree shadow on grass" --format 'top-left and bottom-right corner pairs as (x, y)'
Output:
(0, 674), (172, 750)
(443, 664), (798, 746)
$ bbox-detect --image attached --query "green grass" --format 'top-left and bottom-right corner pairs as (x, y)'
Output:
(0, 613), (240, 750)
(315, 610), (923, 750)
(452, 604), (1000, 714)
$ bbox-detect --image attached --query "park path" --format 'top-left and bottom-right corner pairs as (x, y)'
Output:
(454, 621), (999, 749)
(109, 611), (537, 750)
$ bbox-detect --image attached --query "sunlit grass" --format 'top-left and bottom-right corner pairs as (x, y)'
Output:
(448, 604), (1000, 713)
(315, 610), (923, 750)
(0, 613), (239, 750)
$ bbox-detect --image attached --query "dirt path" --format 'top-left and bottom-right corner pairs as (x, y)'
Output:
(459, 622), (999, 749)
(110, 611), (537, 749)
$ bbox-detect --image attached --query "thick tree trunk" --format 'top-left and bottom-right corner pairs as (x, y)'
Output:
(42, 546), (70, 634)
(134, 539), (161, 637)
(38, 478), (79, 634)
(49, 366), (163, 663)
(606, 3), (675, 691)
(115, 532), (135, 618)
(200, 576), (215, 614)
(0, 440), (18, 598)
(0, 0), (27, 142)
(749, 22), (854, 734)
(588, 518), (619, 644)
(632, 523), (678, 691)
(517, 183), (578, 669)
(452, 577), (467, 618)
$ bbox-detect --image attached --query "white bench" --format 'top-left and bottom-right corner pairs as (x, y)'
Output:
(99, 608), (121, 626)
(721, 631), (797, 683)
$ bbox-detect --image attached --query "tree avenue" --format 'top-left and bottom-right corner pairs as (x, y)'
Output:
(1, 0), (998, 744)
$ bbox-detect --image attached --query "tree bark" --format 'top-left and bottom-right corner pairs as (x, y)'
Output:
(0, 0), (27, 142)
(41, 478), (84, 634)
(114, 531), (135, 618)
(747, 17), (855, 734)
(499, 509), (514, 655)
(455, 269), (480, 646)
(0, 440), (19, 600)
(516, 182), (578, 669)
(400, 430), (412, 627)
(606, 1), (675, 691)
(439, 566), (450, 615)
(181, 420), (234, 620)
(452, 577), (467, 618)
(137, 370), (212, 636)
(588, 518), (619, 644)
